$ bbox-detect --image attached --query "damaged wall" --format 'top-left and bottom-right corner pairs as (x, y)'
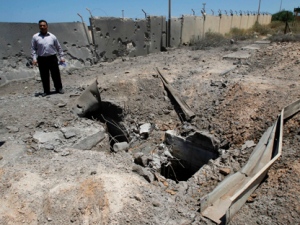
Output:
(170, 17), (182, 47)
(0, 22), (93, 86)
(91, 16), (166, 61)
(0, 14), (272, 85)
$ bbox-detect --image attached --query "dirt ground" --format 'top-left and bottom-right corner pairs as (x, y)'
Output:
(0, 39), (300, 225)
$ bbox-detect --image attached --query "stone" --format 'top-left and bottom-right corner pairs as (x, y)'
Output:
(246, 196), (255, 203)
(73, 130), (105, 150)
(132, 165), (154, 183)
(33, 131), (63, 144)
(241, 140), (256, 150)
(61, 150), (70, 156)
(113, 142), (129, 152)
(133, 153), (148, 167)
(58, 103), (67, 108)
(61, 128), (77, 139)
(139, 123), (152, 139)
(133, 194), (142, 202)
(152, 200), (160, 207)
(43, 144), (54, 150)
(219, 167), (231, 175)
(6, 126), (19, 133)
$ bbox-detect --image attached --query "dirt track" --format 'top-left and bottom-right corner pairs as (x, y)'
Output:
(0, 39), (300, 224)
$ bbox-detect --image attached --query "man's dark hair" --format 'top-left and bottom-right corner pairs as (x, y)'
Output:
(38, 20), (48, 25)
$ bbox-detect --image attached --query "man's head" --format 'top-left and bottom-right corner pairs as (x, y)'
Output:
(38, 20), (48, 34)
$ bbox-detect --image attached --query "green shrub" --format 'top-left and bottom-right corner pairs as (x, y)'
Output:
(272, 10), (294, 22)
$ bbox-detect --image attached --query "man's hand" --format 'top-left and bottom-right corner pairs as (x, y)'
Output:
(32, 60), (38, 66)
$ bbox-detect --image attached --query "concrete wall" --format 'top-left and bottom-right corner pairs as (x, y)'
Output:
(50, 22), (93, 63)
(170, 14), (272, 47)
(231, 15), (240, 29)
(149, 16), (166, 53)
(0, 14), (273, 85)
(91, 16), (165, 61)
(181, 15), (204, 45)
(219, 15), (232, 35)
(240, 15), (249, 29)
(91, 17), (141, 61)
(204, 15), (220, 33)
(0, 22), (92, 86)
(181, 15), (196, 45)
(170, 17), (182, 47)
(248, 15), (257, 29)
(195, 16), (204, 41)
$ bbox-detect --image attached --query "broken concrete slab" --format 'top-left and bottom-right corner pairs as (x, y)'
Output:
(72, 79), (101, 117)
(165, 130), (220, 173)
(72, 129), (106, 150)
(33, 131), (64, 144)
(241, 45), (261, 50)
(255, 40), (271, 44)
(223, 51), (251, 59)
(61, 128), (77, 139)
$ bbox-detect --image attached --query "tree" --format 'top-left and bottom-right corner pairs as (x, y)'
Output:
(272, 10), (294, 22)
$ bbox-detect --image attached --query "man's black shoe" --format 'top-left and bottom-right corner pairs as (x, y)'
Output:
(41, 93), (48, 97)
(57, 89), (64, 94)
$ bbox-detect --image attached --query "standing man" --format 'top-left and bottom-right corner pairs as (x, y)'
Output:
(31, 19), (65, 96)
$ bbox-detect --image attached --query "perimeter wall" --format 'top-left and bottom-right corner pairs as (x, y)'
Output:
(0, 14), (271, 85)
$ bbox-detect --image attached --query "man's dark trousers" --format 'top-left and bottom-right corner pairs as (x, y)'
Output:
(37, 55), (62, 94)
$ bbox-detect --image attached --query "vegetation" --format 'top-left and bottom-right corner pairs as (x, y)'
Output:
(227, 27), (253, 40)
(191, 13), (300, 50)
(272, 10), (294, 22)
(192, 31), (229, 50)
(251, 22), (273, 35)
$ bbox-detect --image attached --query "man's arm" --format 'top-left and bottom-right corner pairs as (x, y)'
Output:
(54, 37), (65, 62)
(31, 36), (38, 66)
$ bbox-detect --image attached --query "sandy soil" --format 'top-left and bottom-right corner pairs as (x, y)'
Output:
(0, 39), (300, 224)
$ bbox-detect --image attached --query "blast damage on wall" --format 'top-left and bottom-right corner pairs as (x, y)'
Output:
(0, 14), (271, 86)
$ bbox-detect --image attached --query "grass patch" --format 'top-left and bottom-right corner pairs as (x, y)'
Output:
(267, 21), (300, 42)
(269, 33), (300, 42)
(192, 31), (229, 50)
(227, 27), (254, 40)
(251, 22), (273, 35)
(191, 20), (300, 50)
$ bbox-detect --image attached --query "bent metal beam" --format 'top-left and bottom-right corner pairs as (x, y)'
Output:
(200, 99), (300, 224)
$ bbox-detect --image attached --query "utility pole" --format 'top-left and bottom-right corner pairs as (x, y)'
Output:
(257, 0), (261, 22)
(168, 0), (171, 47)
(279, 0), (283, 11)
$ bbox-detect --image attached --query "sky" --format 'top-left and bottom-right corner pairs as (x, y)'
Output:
(0, 0), (299, 24)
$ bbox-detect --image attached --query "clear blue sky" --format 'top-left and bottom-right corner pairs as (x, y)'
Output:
(0, 0), (299, 24)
